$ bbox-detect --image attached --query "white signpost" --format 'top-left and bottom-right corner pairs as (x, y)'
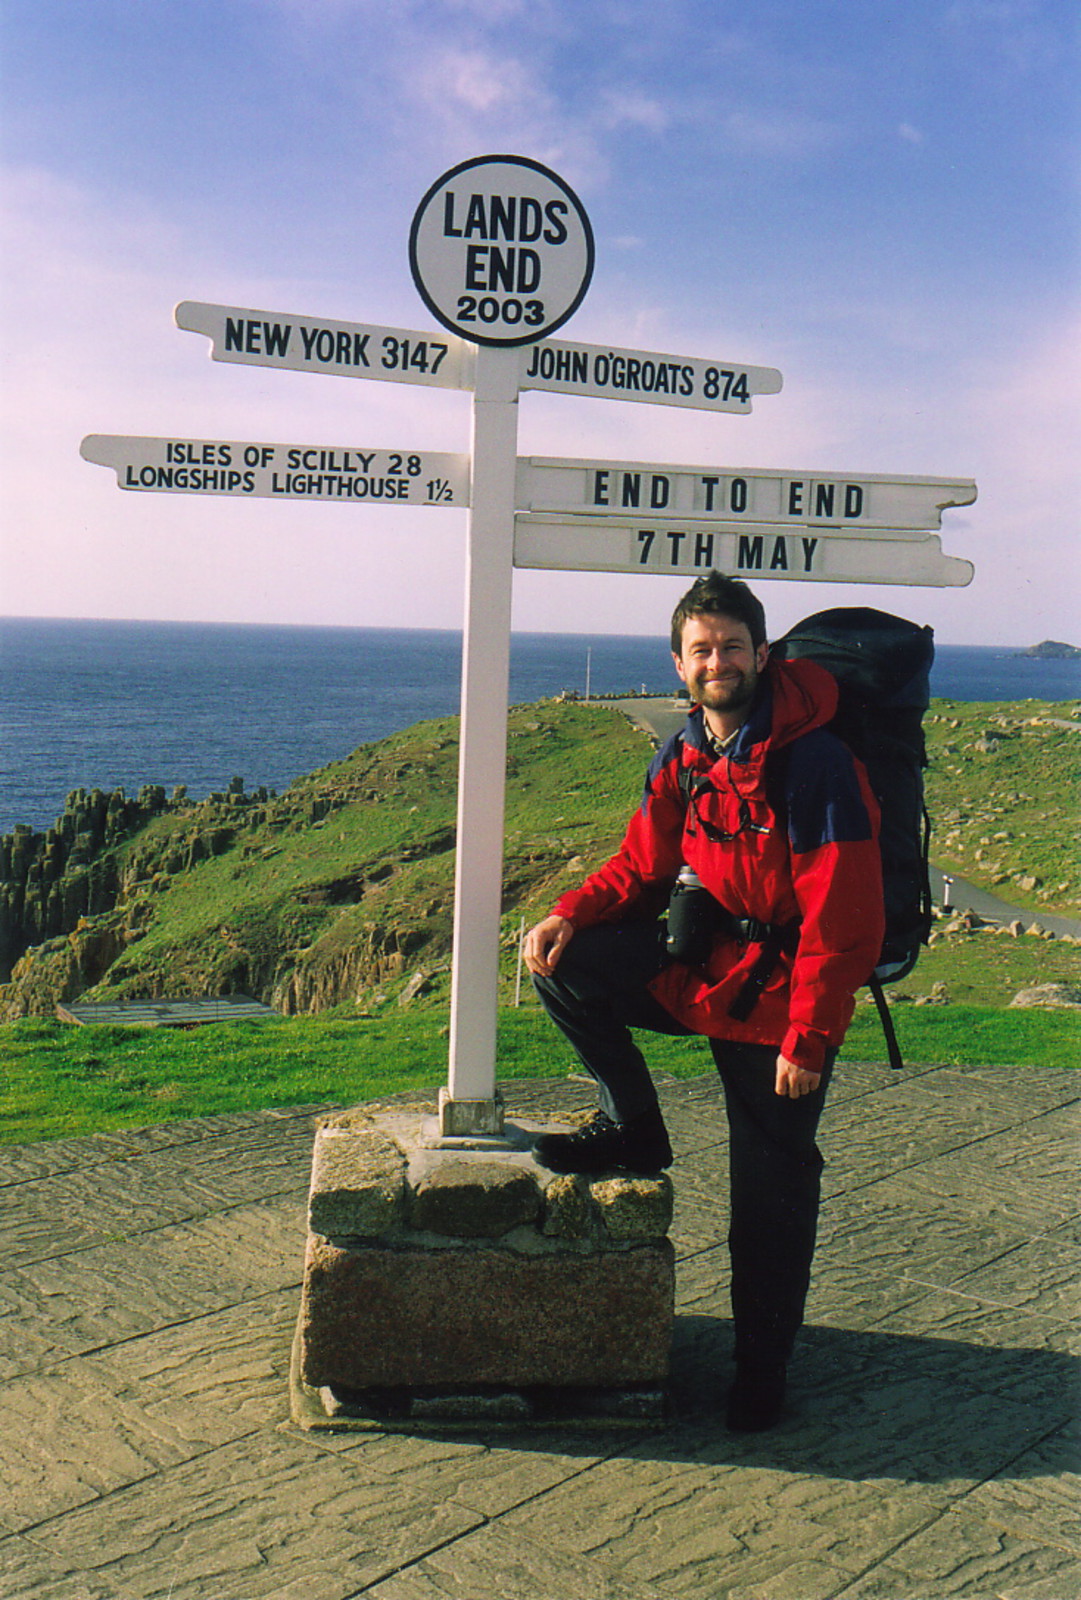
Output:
(516, 458), (977, 529)
(82, 152), (976, 1146)
(513, 516), (975, 586)
(81, 434), (470, 507)
(519, 339), (782, 414)
(175, 300), (474, 391)
(409, 154), (595, 348)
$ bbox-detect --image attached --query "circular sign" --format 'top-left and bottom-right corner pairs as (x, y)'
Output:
(409, 154), (594, 348)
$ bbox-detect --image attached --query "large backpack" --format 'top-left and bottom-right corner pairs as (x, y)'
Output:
(770, 606), (935, 1068)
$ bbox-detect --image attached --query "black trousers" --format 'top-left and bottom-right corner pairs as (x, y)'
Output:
(533, 922), (835, 1366)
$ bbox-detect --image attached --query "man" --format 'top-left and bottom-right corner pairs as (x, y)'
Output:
(524, 573), (884, 1430)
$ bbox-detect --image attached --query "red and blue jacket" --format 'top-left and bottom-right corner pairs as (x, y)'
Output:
(552, 657), (885, 1074)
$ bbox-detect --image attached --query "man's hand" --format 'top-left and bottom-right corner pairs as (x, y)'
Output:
(775, 1054), (822, 1099)
(523, 915), (575, 977)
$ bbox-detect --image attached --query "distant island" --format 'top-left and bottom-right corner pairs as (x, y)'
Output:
(1014, 640), (1081, 660)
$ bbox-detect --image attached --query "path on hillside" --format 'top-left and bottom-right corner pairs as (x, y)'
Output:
(612, 697), (1081, 938)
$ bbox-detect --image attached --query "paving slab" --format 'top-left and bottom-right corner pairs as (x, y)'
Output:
(0, 1068), (1076, 1600)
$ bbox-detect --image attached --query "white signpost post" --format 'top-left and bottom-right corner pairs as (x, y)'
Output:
(82, 152), (976, 1149)
(408, 156), (596, 1138)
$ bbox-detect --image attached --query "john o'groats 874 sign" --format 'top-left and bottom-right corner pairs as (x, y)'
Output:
(409, 154), (595, 347)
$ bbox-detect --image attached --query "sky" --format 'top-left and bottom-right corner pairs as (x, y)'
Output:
(1, 0), (1077, 645)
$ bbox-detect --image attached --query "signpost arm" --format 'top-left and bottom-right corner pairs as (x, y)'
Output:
(440, 343), (521, 1137)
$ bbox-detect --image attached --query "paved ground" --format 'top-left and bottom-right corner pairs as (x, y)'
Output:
(1, 1056), (1077, 1599)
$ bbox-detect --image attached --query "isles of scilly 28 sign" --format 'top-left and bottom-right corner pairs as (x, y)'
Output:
(409, 154), (594, 348)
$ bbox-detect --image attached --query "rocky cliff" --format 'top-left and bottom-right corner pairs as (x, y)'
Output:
(0, 702), (645, 1022)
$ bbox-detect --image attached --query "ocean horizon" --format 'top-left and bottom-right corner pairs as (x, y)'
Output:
(3, 616), (1078, 836)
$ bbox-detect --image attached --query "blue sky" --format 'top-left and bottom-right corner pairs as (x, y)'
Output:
(2, 0), (1077, 642)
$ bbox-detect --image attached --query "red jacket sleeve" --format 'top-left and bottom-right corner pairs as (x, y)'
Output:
(553, 747), (686, 926)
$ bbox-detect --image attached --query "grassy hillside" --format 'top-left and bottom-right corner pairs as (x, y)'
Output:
(0, 700), (650, 1020)
(925, 698), (1080, 915)
(1, 694), (1077, 1142)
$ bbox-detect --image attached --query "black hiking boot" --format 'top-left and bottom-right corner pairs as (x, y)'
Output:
(533, 1106), (673, 1176)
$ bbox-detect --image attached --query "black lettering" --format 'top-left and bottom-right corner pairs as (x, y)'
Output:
(300, 325), (318, 360)
(680, 365), (694, 396)
(465, 245), (488, 290)
(694, 532), (715, 567)
(815, 483), (835, 518)
(516, 248), (541, 293)
(443, 193), (462, 237)
(245, 322), (262, 355)
(626, 357), (641, 391)
(738, 535), (764, 569)
(621, 473), (641, 508)
(519, 197), (543, 241)
(801, 537), (818, 571)
(637, 528), (655, 562)
(572, 351), (588, 384)
(263, 322), (291, 357)
(464, 193), (488, 238)
(731, 477), (748, 513)
(650, 475), (670, 510)
(666, 531), (686, 563)
(702, 476), (719, 511)
(593, 470), (610, 506)
(845, 484), (864, 518)
(770, 537), (789, 570)
(488, 246), (515, 293)
(543, 199), (568, 244)
(788, 482), (804, 515)
(489, 193), (516, 240)
(224, 317), (244, 352)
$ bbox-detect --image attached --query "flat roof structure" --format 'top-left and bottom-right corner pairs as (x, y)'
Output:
(56, 995), (278, 1027)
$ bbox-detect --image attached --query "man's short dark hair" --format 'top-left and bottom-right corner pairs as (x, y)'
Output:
(670, 572), (767, 654)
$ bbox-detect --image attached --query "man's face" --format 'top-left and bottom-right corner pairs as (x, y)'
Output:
(673, 612), (769, 720)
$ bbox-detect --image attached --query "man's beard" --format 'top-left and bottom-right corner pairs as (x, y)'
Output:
(690, 665), (758, 715)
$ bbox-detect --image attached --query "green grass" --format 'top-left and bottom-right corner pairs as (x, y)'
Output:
(925, 698), (1081, 915)
(1, 998), (1076, 1145)
(3, 694), (1077, 1145)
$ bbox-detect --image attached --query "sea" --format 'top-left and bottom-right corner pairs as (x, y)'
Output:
(2, 617), (1079, 836)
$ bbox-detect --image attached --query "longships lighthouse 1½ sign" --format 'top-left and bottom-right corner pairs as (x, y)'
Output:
(80, 153), (976, 1138)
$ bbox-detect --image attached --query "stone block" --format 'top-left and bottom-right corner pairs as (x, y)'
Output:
(541, 1174), (594, 1241)
(307, 1125), (406, 1240)
(409, 1160), (542, 1238)
(299, 1237), (675, 1389)
(590, 1174), (674, 1241)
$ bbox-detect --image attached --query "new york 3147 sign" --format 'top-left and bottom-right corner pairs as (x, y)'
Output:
(409, 154), (594, 347)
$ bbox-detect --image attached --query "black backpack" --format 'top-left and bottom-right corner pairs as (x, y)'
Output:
(770, 606), (935, 1068)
